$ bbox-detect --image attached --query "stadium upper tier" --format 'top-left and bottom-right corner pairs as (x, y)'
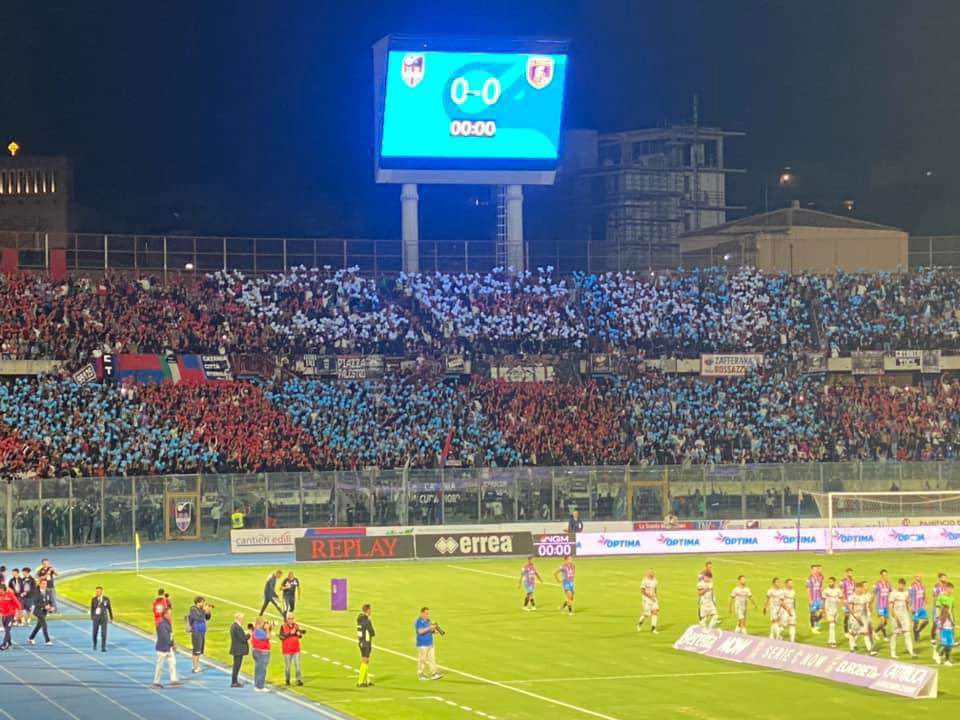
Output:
(0, 373), (957, 477)
(2, 266), (959, 361)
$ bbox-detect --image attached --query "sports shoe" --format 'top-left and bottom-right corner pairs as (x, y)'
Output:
(890, 653), (898, 659)
(811, 627), (820, 634)
(45, 641), (53, 646)
(296, 680), (303, 686)
(418, 674), (429, 681)
(430, 673), (443, 680)
(933, 653), (942, 665)
(28, 639), (35, 645)
(151, 683), (163, 689)
(231, 683), (243, 688)
(652, 629), (659, 635)
(945, 661), (954, 667)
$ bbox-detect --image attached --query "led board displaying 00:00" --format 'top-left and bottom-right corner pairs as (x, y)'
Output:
(380, 50), (568, 165)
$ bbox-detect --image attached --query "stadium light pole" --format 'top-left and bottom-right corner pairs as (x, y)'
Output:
(763, 168), (794, 212)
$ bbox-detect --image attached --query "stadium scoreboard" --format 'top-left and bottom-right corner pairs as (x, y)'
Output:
(373, 36), (569, 185)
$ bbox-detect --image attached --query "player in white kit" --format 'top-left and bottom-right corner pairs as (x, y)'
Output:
(697, 571), (719, 629)
(888, 577), (916, 658)
(848, 581), (877, 655)
(729, 575), (757, 634)
(822, 576), (843, 647)
(779, 578), (799, 642)
(637, 569), (660, 634)
(763, 578), (785, 640)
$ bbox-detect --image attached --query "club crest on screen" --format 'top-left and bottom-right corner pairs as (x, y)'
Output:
(526, 56), (554, 90)
(401, 54), (425, 88)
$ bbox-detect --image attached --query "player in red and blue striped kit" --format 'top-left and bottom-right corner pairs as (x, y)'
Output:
(519, 557), (542, 612)
(553, 556), (576, 615)
(873, 569), (892, 640)
(805, 565), (823, 634)
(910, 575), (929, 642)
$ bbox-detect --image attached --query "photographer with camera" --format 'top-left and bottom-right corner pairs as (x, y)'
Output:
(279, 611), (305, 686)
(414, 606), (443, 680)
(188, 595), (213, 674)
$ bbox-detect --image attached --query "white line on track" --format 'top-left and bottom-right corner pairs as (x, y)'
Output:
(0, 707), (17, 720)
(0, 660), (83, 720)
(138, 572), (625, 720)
(497, 669), (776, 684)
(19, 640), (148, 720)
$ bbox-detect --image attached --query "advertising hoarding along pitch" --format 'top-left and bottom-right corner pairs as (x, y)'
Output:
(674, 625), (937, 699)
(295, 536), (415, 562)
(415, 532), (533, 558)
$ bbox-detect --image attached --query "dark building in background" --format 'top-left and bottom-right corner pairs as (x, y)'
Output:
(0, 151), (72, 235)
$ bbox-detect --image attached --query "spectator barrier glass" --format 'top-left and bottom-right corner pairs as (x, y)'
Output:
(5, 460), (960, 550)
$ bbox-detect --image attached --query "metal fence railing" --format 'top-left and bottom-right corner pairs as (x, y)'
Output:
(4, 460), (958, 550)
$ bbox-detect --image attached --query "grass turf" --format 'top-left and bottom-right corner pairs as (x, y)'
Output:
(58, 550), (960, 720)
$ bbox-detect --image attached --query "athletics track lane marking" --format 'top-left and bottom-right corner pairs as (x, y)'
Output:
(137, 572), (626, 720)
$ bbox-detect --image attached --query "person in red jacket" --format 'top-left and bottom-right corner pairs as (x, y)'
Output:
(152, 589), (171, 626)
(279, 612), (304, 686)
(0, 585), (22, 650)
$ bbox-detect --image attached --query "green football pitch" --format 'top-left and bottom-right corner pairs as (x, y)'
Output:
(59, 550), (960, 720)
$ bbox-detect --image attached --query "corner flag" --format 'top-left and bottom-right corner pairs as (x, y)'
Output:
(135, 532), (142, 574)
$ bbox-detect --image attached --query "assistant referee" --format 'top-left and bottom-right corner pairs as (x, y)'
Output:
(356, 604), (375, 687)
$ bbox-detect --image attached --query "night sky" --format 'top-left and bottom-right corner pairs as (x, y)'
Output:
(3, 1), (958, 238)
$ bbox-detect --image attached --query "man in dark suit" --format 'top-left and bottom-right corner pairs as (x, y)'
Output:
(27, 579), (54, 645)
(90, 586), (113, 652)
(229, 612), (250, 688)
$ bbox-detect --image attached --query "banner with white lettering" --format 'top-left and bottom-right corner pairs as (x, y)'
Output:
(72, 364), (97, 385)
(674, 625), (937, 699)
(700, 354), (764, 377)
(201, 355), (232, 380)
(892, 350), (921, 370)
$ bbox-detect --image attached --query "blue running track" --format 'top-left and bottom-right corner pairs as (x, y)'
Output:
(0, 540), (352, 720)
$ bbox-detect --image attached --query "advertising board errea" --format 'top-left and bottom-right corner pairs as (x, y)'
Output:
(415, 532), (533, 558)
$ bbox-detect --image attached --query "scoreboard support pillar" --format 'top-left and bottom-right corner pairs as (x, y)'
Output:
(400, 183), (420, 273)
(505, 184), (525, 272)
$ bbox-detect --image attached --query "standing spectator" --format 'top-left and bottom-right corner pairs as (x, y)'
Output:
(7, 568), (23, 626)
(229, 612), (249, 688)
(251, 616), (272, 693)
(567, 509), (584, 536)
(415, 606), (442, 680)
(279, 612), (304, 686)
(90, 585), (113, 652)
(356, 603), (375, 688)
(260, 570), (284, 616)
(19, 568), (35, 626)
(152, 607), (180, 688)
(36, 559), (58, 612)
(27, 578), (54, 645)
(210, 500), (222, 536)
(188, 596), (212, 674)
(281, 571), (301, 613)
(0, 583), (21, 650)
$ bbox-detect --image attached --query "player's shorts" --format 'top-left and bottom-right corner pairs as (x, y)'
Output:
(523, 583), (535, 594)
(734, 605), (748, 621)
(359, 643), (372, 657)
(700, 602), (717, 617)
(809, 600), (822, 612)
(893, 613), (912, 632)
(824, 606), (839, 623)
(940, 628), (955, 648)
(913, 609), (929, 622)
(643, 597), (660, 614)
(778, 609), (797, 627)
(562, 581), (574, 593)
(877, 607), (889, 618)
(849, 616), (870, 635)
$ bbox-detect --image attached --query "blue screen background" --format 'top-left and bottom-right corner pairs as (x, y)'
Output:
(380, 50), (567, 163)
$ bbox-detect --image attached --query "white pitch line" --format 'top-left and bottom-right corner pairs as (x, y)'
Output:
(498, 669), (776, 684)
(446, 564), (562, 587)
(109, 552), (226, 567)
(138, 572), (625, 720)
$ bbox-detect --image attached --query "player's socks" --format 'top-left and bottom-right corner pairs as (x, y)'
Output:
(828, 623), (836, 645)
(788, 626), (796, 642)
(890, 635), (897, 658)
(357, 662), (369, 686)
(905, 632), (915, 656)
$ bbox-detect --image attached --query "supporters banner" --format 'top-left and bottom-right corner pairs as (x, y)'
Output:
(295, 535), (415, 561)
(851, 351), (884, 375)
(803, 352), (827, 373)
(71, 363), (97, 385)
(293, 354), (338, 377)
(674, 625), (937, 699)
(922, 350), (941, 374)
(415, 531), (533, 558)
(231, 354), (276, 378)
(201, 354), (232, 380)
(337, 355), (384, 380)
(490, 365), (556, 382)
(891, 350), (922, 370)
(444, 355), (470, 375)
(700, 354), (763, 377)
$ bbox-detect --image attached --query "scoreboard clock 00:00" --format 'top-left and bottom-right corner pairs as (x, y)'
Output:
(534, 533), (576, 557)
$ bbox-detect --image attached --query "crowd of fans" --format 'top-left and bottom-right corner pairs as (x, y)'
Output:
(0, 370), (958, 477)
(3, 266), (960, 363)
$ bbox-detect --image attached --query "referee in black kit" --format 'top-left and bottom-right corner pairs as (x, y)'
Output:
(356, 604), (375, 687)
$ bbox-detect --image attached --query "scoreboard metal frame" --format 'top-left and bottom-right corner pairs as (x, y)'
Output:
(372, 34), (570, 186)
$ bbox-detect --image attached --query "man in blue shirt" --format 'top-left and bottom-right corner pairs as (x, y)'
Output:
(415, 607), (442, 681)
